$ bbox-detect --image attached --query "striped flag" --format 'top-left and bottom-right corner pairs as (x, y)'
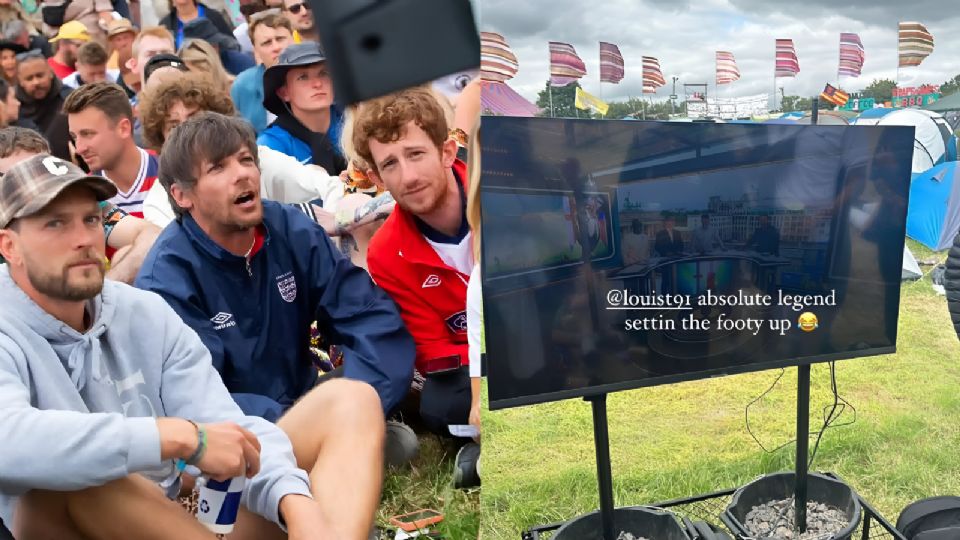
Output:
(481, 32), (519, 83)
(716, 51), (740, 85)
(642, 56), (665, 94)
(820, 83), (849, 106)
(549, 41), (587, 87)
(599, 42), (624, 84)
(775, 39), (800, 78)
(838, 33), (864, 78)
(898, 22), (934, 68)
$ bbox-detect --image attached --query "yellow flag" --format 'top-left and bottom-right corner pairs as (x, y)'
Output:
(575, 87), (609, 116)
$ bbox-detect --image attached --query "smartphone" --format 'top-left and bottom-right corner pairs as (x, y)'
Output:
(389, 509), (444, 532)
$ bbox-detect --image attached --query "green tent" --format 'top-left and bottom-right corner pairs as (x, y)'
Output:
(925, 92), (960, 112)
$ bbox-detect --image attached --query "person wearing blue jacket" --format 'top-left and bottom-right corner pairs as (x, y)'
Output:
(136, 112), (414, 415)
(257, 42), (346, 174)
(136, 113), (409, 537)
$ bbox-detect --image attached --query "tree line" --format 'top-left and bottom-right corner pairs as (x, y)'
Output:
(534, 74), (960, 117)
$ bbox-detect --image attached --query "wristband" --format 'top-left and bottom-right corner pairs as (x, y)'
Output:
(175, 420), (207, 472)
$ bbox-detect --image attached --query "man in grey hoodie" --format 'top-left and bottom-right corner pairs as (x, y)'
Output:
(0, 154), (352, 538)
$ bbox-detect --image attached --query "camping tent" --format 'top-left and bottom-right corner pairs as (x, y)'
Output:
(768, 111), (850, 125)
(851, 108), (958, 174)
(924, 92), (960, 113)
(903, 245), (922, 280)
(906, 161), (960, 250)
(481, 81), (540, 117)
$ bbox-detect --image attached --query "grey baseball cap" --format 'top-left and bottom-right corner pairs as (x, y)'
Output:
(0, 154), (117, 228)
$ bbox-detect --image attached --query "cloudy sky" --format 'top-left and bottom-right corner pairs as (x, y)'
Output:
(478, 0), (959, 107)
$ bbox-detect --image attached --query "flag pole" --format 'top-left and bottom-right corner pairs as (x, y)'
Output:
(597, 43), (602, 102)
(549, 84), (555, 117)
(548, 45), (555, 117)
(895, 23), (901, 89)
(773, 76), (778, 111)
(715, 54), (718, 103)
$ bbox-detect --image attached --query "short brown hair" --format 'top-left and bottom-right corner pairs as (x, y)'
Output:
(63, 82), (135, 124)
(351, 87), (449, 171)
(76, 41), (109, 66)
(248, 12), (292, 44)
(159, 112), (258, 218)
(131, 26), (175, 58)
(0, 126), (49, 158)
(138, 72), (236, 150)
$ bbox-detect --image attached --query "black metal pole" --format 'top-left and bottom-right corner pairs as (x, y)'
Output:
(794, 94), (819, 533)
(795, 364), (811, 533)
(587, 394), (616, 540)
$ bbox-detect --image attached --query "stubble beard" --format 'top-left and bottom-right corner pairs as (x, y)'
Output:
(26, 258), (105, 302)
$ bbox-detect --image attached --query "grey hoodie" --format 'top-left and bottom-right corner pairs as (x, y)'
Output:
(0, 265), (312, 526)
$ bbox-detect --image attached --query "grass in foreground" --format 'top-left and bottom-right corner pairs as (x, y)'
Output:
(379, 435), (480, 538)
(481, 245), (958, 539)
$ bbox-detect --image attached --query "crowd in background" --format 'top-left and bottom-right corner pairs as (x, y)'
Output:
(0, 0), (484, 536)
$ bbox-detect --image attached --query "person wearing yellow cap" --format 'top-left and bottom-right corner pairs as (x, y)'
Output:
(47, 20), (91, 79)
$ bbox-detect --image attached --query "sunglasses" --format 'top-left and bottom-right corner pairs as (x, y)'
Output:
(285, 2), (309, 14)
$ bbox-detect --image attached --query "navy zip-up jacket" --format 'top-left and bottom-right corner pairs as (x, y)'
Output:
(135, 201), (414, 420)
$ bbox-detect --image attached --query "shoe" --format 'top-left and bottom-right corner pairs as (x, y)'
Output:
(453, 442), (480, 489)
(385, 420), (419, 467)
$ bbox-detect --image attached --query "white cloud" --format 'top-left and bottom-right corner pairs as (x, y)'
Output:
(480, 0), (960, 108)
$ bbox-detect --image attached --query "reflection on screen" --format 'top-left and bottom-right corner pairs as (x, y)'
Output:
(483, 189), (615, 280)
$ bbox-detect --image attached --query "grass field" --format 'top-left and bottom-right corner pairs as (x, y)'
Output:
(378, 433), (480, 538)
(480, 239), (958, 539)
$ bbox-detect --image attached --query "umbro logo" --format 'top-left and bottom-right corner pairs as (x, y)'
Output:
(210, 312), (237, 331)
(422, 275), (441, 288)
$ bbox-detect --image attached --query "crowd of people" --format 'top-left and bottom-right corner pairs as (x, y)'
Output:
(0, 1), (484, 537)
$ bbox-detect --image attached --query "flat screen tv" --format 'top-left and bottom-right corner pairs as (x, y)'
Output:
(481, 117), (914, 410)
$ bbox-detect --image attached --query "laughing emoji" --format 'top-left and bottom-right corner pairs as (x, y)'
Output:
(798, 312), (818, 332)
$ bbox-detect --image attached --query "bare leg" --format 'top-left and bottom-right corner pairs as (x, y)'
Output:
(277, 378), (385, 539)
(15, 476), (215, 540)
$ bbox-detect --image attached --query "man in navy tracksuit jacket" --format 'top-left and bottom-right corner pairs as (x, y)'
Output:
(135, 118), (414, 422)
(135, 113), (410, 536)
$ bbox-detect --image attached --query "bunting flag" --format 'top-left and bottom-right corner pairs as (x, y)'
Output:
(716, 51), (740, 85)
(775, 39), (800, 77)
(549, 41), (587, 87)
(599, 41), (624, 84)
(838, 33), (865, 78)
(820, 83), (850, 106)
(480, 32), (519, 83)
(575, 87), (610, 115)
(898, 22), (934, 68)
(642, 56), (665, 94)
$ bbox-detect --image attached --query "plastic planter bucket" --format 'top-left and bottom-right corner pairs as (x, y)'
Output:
(722, 472), (862, 540)
(552, 506), (691, 540)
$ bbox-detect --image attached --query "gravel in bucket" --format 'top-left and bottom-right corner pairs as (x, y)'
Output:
(744, 497), (849, 539)
(616, 533), (650, 540)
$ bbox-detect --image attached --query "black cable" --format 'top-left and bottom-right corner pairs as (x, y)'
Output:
(807, 361), (857, 468)
(745, 363), (856, 457)
(745, 368), (794, 453)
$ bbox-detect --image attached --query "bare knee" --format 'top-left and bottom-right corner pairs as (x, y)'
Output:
(328, 379), (384, 425)
(306, 378), (386, 431)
